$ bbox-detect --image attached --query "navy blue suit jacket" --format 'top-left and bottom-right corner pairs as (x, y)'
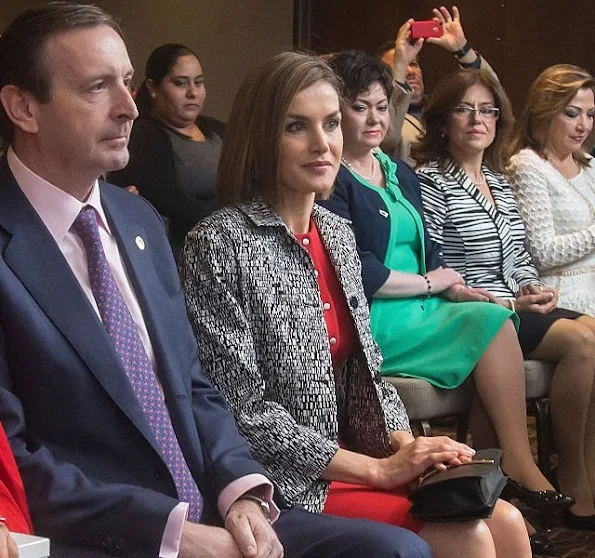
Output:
(319, 159), (444, 300)
(0, 157), (266, 556)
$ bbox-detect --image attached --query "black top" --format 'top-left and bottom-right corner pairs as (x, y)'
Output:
(110, 115), (225, 260)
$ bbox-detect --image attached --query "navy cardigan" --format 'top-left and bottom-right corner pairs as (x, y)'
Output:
(319, 158), (444, 300)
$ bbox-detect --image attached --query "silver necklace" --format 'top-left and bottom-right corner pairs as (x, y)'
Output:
(471, 172), (486, 187)
(548, 157), (595, 221)
(341, 154), (377, 181)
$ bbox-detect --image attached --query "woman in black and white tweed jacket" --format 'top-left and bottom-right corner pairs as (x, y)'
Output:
(182, 52), (530, 557)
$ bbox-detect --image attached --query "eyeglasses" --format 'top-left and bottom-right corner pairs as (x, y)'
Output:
(452, 105), (500, 119)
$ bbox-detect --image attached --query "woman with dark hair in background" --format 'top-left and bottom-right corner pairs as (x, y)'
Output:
(182, 50), (530, 558)
(416, 68), (595, 531)
(110, 43), (224, 260)
(509, 64), (595, 316)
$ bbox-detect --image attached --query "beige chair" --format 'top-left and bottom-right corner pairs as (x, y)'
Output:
(382, 376), (473, 442)
(383, 360), (555, 476)
(524, 360), (555, 479)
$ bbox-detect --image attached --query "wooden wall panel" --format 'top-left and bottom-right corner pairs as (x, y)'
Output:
(305, 0), (595, 114)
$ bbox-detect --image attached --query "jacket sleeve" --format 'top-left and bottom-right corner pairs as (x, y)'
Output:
(320, 173), (391, 299)
(378, 381), (412, 435)
(109, 119), (220, 227)
(0, 344), (177, 555)
(510, 153), (595, 271)
(381, 83), (412, 160)
(182, 225), (339, 502)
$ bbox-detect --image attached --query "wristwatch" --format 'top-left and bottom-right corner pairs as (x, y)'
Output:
(239, 494), (272, 524)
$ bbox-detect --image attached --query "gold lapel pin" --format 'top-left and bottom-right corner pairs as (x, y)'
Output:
(135, 236), (146, 251)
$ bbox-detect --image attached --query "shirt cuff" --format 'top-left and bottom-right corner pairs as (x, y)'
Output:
(218, 474), (280, 524)
(159, 502), (188, 558)
(393, 80), (413, 94)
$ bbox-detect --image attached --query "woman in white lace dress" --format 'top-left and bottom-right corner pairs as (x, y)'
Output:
(509, 64), (595, 315)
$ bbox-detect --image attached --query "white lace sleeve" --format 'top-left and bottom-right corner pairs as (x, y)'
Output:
(510, 150), (595, 271)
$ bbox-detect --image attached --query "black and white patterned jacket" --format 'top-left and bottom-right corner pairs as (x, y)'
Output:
(417, 159), (542, 298)
(182, 199), (411, 512)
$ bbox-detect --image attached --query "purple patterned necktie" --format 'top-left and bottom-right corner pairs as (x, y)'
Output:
(73, 206), (203, 521)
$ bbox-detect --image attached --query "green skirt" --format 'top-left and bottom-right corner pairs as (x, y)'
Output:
(371, 294), (516, 388)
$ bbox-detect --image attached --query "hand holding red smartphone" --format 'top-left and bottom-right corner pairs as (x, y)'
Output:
(410, 20), (443, 42)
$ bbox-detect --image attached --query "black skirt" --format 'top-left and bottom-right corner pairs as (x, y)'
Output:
(518, 307), (582, 357)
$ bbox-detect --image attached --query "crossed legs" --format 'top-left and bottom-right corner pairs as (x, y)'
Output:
(529, 316), (595, 517)
(472, 320), (556, 492)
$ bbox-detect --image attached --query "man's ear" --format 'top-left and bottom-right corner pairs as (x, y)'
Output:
(0, 85), (40, 135)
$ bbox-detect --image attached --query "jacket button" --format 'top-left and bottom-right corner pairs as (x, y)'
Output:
(349, 296), (359, 309)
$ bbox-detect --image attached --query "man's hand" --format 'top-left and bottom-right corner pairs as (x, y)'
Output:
(426, 6), (468, 53)
(0, 524), (20, 558)
(392, 19), (424, 82)
(225, 498), (283, 558)
(180, 523), (243, 558)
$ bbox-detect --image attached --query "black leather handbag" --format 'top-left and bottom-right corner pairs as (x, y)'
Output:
(409, 449), (507, 522)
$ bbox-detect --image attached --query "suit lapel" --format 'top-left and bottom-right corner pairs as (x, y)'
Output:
(0, 164), (162, 454)
(481, 170), (519, 290)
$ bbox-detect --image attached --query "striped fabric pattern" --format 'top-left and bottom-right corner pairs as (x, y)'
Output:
(416, 159), (542, 298)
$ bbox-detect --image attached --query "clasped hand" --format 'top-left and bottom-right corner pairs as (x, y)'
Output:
(515, 283), (558, 314)
(180, 499), (283, 558)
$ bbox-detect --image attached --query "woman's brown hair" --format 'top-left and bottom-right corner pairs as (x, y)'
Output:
(510, 64), (595, 167)
(412, 69), (515, 173)
(217, 51), (342, 206)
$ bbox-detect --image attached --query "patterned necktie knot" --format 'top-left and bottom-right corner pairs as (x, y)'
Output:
(72, 206), (102, 249)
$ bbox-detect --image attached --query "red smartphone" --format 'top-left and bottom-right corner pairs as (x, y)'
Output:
(410, 20), (443, 41)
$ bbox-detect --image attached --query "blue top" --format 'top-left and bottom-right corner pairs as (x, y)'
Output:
(319, 154), (444, 299)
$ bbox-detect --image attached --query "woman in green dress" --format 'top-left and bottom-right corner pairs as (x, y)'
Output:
(320, 50), (570, 509)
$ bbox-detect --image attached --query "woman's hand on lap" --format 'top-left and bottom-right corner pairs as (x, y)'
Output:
(446, 285), (499, 303)
(516, 284), (558, 313)
(373, 436), (475, 490)
(426, 267), (465, 293)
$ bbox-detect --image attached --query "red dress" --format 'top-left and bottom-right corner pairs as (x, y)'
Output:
(0, 423), (32, 534)
(295, 220), (423, 533)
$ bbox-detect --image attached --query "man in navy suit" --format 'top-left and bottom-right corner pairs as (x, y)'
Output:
(0, 3), (431, 558)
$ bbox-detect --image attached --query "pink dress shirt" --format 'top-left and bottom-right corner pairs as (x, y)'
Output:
(7, 148), (277, 557)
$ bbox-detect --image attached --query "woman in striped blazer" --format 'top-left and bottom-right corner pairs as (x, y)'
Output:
(416, 68), (595, 530)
